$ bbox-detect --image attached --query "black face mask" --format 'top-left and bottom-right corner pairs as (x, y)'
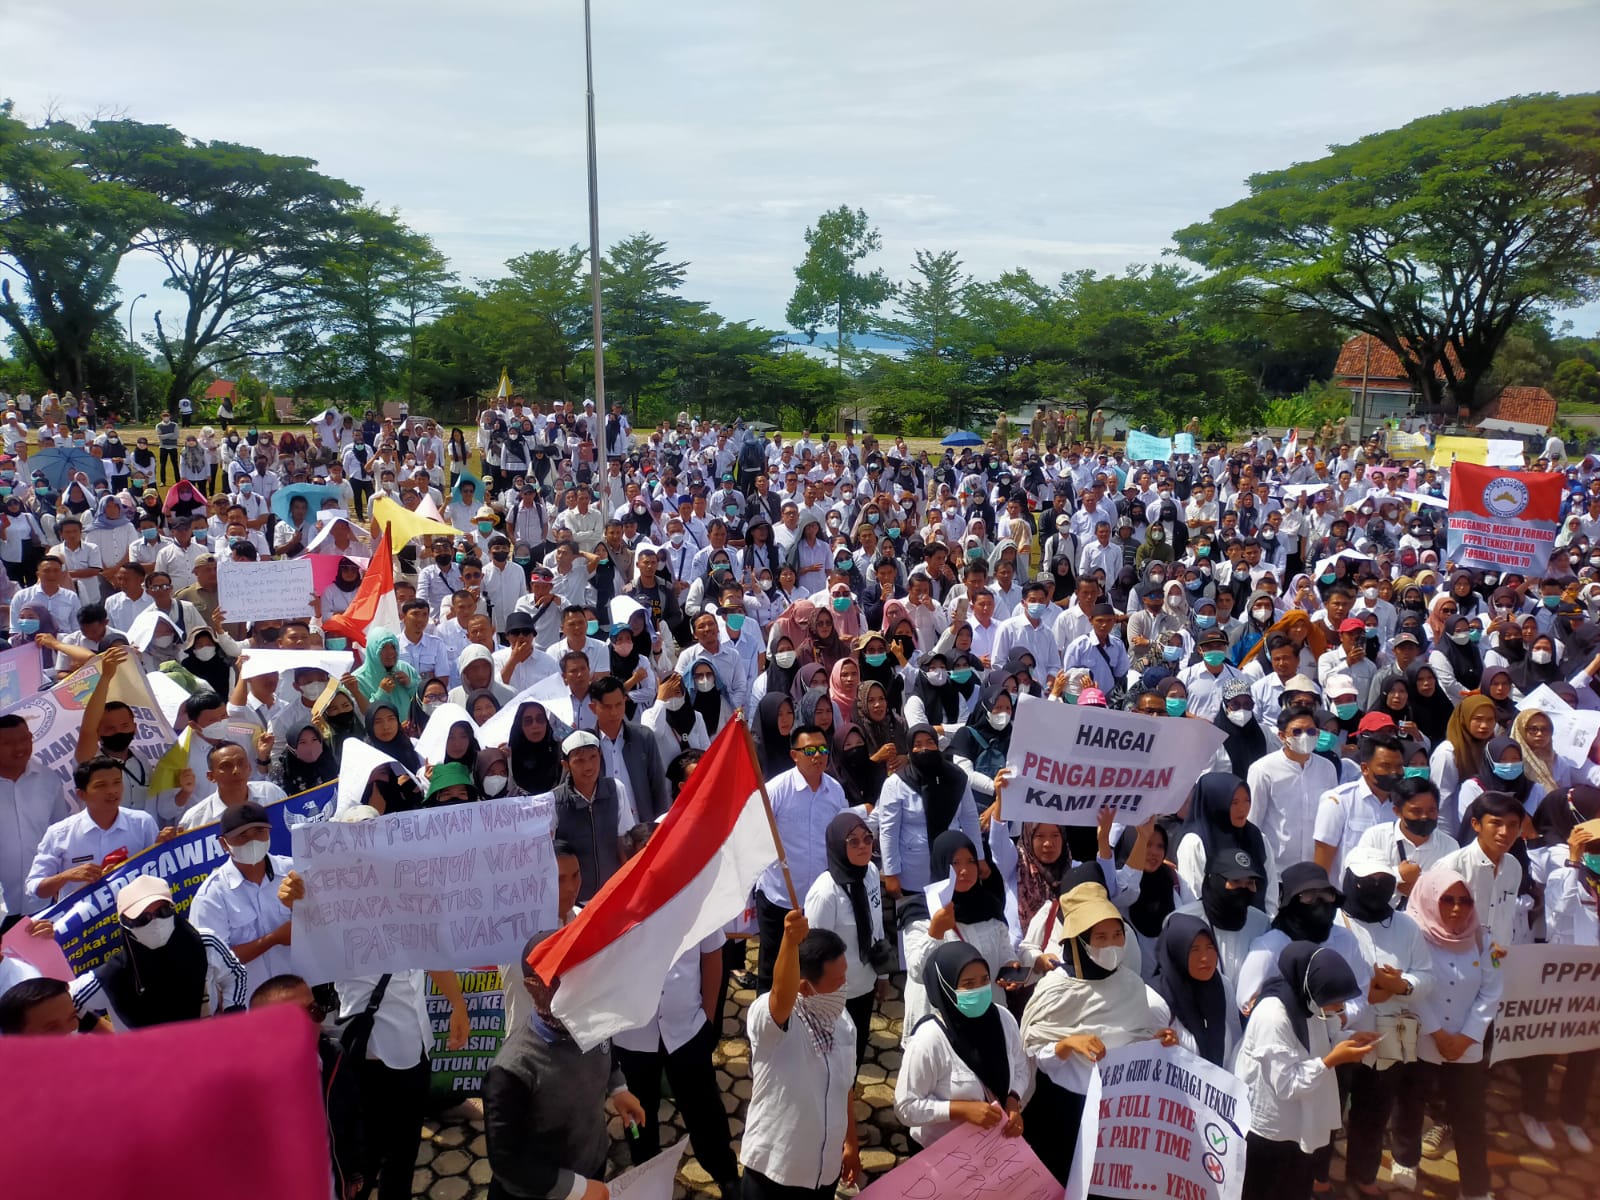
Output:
(1402, 815), (1439, 839)
(1281, 896), (1337, 942)
(491, 549), (509, 562)
(840, 745), (872, 779)
(434, 553), (452, 569)
(1342, 869), (1397, 922)
(100, 730), (136, 754)
(1201, 873), (1254, 931)
(910, 749), (944, 777)
(1369, 772), (1403, 797)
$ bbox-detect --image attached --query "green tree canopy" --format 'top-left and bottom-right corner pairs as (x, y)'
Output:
(1175, 93), (1600, 416)
(786, 206), (892, 372)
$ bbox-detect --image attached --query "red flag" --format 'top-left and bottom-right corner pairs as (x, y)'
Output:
(322, 526), (399, 647)
(529, 717), (772, 1049)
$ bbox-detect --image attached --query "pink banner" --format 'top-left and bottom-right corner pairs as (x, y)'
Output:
(858, 1119), (1061, 1200)
(307, 552), (369, 592)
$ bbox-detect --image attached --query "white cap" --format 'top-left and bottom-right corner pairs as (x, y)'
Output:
(1324, 673), (1357, 699)
(562, 730), (600, 755)
(1343, 846), (1397, 880)
(1282, 673), (1321, 695)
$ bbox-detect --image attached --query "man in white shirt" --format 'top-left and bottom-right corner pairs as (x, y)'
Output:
(1439, 789), (1525, 953)
(1313, 726), (1405, 879)
(10, 554), (82, 633)
(991, 582), (1062, 686)
(674, 610), (750, 711)
(55, 517), (106, 604)
(1355, 777), (1459, 907)
(394, 599), (449, 682)
(494, 611), (560, 693)
(1247, 704), (1339, 908)
(0, 715), (71, 917)
(176, 742), (288, 832)
(1178, 628), (1251, 720)
(27, 754), (168, 905)
(187, 801), (295, 999)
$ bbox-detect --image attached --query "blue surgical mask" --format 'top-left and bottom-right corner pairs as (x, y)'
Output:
(1194, 614), (1216, 629)
(1026, 602), (1047, 620)
(1316, 730), (1338, 752)
(1162, 644), (1183, 662)
(16, 618), (39, 635)
(950, 668), (974, 684)
(1544, 595), (1561, 609)
(1583, 852), (1600, 875)
(325, 637), (347, 651)
(1491, 760), (1524, 781)
(1319, 573), (1336, 585)
(952, 986), (993, 1018)
(1202, 650), (1226, 667)
(1403, 766), (1430, 780)
(586, 619), (600, 636)
(886, 526), (901, 538)
(1165, 697), (1188, 717)
(726, 613), (746, 632)
(864, 651), (888, 667)
(832, 596), (850, 612)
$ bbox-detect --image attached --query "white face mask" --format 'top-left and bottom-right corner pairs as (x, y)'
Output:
(988, 710), (1011, 731)
(301, 682), (327, 702)
(1252, 605), (1273, 622)
(193, 645), (217, 662)
(481, 774), (508, 797)
(694, 676), (716, 693)
(1449, 631), (1472, 645)
(227, 839), (270, 866)
(774, 650), (797, 669)
(1226, 708), (1254, 727)
(1286, 731), (1319, 755)
(1532, 649), (1553, 665)
(1362, 587), (1378, 602)
(663, 695), (686, 711)
(154, 631), (175, 647)
(925, 668), (949, 687)
(1087, 943), (1124, 972)
(126, 916), (175, 949)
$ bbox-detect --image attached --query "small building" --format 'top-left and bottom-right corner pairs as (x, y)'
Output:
(203, 379), (236, 403)
(1331, 335), (1430, 425)
(1474, 385), (1556, 438)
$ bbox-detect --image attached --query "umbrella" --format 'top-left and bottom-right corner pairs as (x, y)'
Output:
(745, 421), (777, 432)
(24, 446), (101, 492)
(271, 482), (342, 524)
(940, 430), (983, 447)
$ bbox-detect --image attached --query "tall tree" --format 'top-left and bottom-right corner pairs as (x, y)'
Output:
(0, 106), (177, 396)
(786, 206), (892, 372)
(135, 139), (360, 405)
(601, 232), (697, 419)
(1175, 93), (1600, 416)
(878, 249), (968, 357)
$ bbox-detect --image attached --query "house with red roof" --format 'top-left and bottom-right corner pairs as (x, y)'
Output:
(1330, 334), (1552, 434)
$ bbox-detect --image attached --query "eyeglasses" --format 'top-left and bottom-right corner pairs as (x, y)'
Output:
(124, 903), (175, 927)
(794, 745), (830, 758)
(1439, 606), (1458, 615)
(1438, 894), (1475, 910)
(146, 583), (172, 592)
(844, 832), (874, 849)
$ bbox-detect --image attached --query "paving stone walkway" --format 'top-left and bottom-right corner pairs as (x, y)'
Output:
(409, 952), (1598, 1200)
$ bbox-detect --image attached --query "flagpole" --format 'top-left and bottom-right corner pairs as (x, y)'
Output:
(741, 718), (800, 909)
(583, 0), (610, 515)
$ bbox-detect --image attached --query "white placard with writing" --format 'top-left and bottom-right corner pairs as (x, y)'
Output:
(1516, 685), (1600, 765)
(1491, 944), (1600, 1062)
(607, 1142), (686, 1200)
(217, 557), (316, 623)
(237, 648), (355, 683)
(290, 797), (557, 978)
(1003, 694), (1226, 826)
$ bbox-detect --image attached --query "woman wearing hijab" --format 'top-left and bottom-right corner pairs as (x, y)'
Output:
(800, 604), (848, 674)
(350, 627), (421, 719)
(1237, 942), (1376, 1200)
(1018, 881), (1164, 1184)
(175, 626), (230, 698)
(507, 700), (564, 795)
(855, 679), (908, 789)
(803, 811), (888, 1067)
(1511, 630), (1565, 694)
(686, 659), (733, 742)
(1479, 665), (1518, 729)
(1114, 820), (1193, 979)
(281, 722), (339, 797)
(365, 702), (421, 774)
(899, 831), (1015, 1046)
(605, 621), (654, 717)
(752, 692), (795, 779)
(464, 688), (502, 727)
(85, 494), (136, 581)
(473, 747), (513, 799)
(1145, 915), (1240, 1069)
(880, 724), (984, 898)
(947, 678), (1014, 803)
(1174, 772), (1273, 910)
(1429, 693), (1497, 829)
(1392, 868), (1505, 1200)
(902, 649), (967, 736)
(1211, 679), (1267, 776)
(757, 630), (801, 704)
(1456, 735), (1542, 830)
(1511, 708), (1570, 797)
(1405, 662), (1453, 748)
(826, 655), (860, 728)
(855, 631), (902, 709)
(1014, 822), (1071, 940)
(1428, 613), (1484, 703)
(895, 940), (1031, 1149)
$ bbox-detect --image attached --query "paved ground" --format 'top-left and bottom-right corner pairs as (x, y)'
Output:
(406, 946), (1597, 1200)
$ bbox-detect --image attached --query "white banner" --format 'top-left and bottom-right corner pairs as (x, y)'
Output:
(236, 648), (355, 683)
(1516, 686), (1600, 765)
(1067, 1043), (1252, 1200)
(1003, 694), (1226, 826)
(1491, 944), (1600, 1063)
(291, 797), (557, 978)
(217, 557), (316, 623)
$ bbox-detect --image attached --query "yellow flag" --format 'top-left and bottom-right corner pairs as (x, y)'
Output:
(149, 727), (193, 796)
(495, 369), (511, 400)
(370, 493), (469, 545)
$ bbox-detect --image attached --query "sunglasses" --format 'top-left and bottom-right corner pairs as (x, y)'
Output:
(794, 745), (830, 759)
(1438, 894), (1475, 910)
(124, 902), (175, 927)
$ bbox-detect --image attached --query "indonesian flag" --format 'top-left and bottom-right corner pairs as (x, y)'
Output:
(321, 527), (400, 648)
(1284, 427), (1299, 460)
(529, 717), (774, 1050)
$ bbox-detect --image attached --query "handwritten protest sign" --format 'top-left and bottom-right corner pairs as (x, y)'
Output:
(1517, 685), (1600, 766)
(0, 658), (173, 794)
(428, 967), (506, 1097)
(217, 557), (316, 623)
(607, 1142), (687, 1200)
(291, 797), (557, 978)
(1387, 428), (1429, 454)
(858, 1119), (1060, 1200)
(1067, 1043), (1252, 1200)
(36, 783), (334, 976)
(1003, 694), (1225, 826)
(1125, 430), (1173, 462)
(1491, 945), (1600, 1063)
(0, 643), (44, 707)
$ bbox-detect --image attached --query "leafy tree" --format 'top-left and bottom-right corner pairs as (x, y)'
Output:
(602, 232), (699, 418)
(744, 347), (848, 431)
(1486, 331), (1554, 390)
(135, 138), (361, 405)
(786, 206), (892, 372)
(1553, 357), (1600, 406)
(0, 105), (178, 396)
(1175, 93), (1600, 416)
(878, 249), (968, 357)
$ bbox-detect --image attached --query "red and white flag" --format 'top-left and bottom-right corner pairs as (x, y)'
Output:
(321, 527), (400, 648)
(529, 717), (774, 1050)
(1283, 427), (1299, 460)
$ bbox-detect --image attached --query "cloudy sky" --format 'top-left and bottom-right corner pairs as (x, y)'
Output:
(5, 0), (1599, 337)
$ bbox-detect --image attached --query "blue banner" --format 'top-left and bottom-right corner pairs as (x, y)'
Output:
(1172, 433), (1197, 456)
(1125, 430), (1173, 461)
(38, 782), (337, 976)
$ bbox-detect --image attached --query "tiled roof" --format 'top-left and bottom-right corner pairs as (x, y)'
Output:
(203, 380), (235, 400)
(1332, 334), (1457, 384)
(1481, 385), (1557, 429)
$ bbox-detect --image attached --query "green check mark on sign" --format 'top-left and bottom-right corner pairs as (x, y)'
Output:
(1204, 1122), (1229, 1153)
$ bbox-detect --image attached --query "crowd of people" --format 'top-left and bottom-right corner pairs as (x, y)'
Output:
(0, 393), (1597, 1200)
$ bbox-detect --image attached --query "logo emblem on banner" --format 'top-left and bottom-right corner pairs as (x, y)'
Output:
(1482, 476), (1530, 518)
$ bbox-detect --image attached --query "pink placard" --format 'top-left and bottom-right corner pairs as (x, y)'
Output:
(307, 552), (369, 592)
(858, 1119), (1062, 1200)
(0, 918), (73, 981)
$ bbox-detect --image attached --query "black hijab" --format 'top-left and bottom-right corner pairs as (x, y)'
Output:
(899, 830), (1006, 927)
(945, 677), (1012, 764)
(365, 702), (421, 773)
(1151, 915), (1234, 1067)
(920, 941), (1013, 1106)
(909, 656), (962, 726)
(96, 917), (211, 1028)
(1115, 825), (1178, 938)
(754, 692), (794, 778)
(1440, 619), (1484, 691)
(1405, 662), (1454, 746)
(893, 724), (967, 844)
(1212, 699), (1267, 778)
(1255, 940), (1360, 1052)
(826, 811), (874, 962)
(508, 701), (563, 795)
(1474, 735), (1532, 808)
(282, 721), (338, 797)
(1181, 773), (1269, 911)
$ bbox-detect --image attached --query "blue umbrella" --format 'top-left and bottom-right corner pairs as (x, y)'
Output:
(24, 446), (101, 492)
(940, 430), (983, 447)
(271, 482), (342, 524)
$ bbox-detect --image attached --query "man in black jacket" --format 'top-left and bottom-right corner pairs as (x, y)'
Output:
(587, 676), (670, 824)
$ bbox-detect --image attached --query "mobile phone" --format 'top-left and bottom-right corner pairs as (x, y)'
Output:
(996, 963), (1031, 986)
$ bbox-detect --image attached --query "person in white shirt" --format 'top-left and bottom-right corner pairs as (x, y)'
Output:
(186, 801), (295, 1000)
(0, 715), (70, 917)
(991, 582), (1062, 686)
(27, 755), (167, 905)
(1248, 705), (1339, 900)
(739, 906), (863, 1196)
(1355, 777), (1459, 908)
(176, 742), (289, 831)
(894, 939), (1031, 1149)
(1437, 789), (1525, 956)
(1313, 728), (1405, 879)
(1237, 942), (1377, 1200)
(804, 811), (889, 1067)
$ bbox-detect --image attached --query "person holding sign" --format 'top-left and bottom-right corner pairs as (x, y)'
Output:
(894, 940), (1031, 1149)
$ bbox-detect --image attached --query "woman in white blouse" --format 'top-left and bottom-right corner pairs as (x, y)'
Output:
(1396, 868), (1505, 1200)
(803, 812), (887, 1068)
(1237, 942), (1378, 1200)
(894, 940), (1032, 1150)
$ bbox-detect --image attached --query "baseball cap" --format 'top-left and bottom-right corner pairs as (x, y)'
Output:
(219, 801), (272, 837)
(1338, 617), (1366, 635)
(1078, 687), (1107, 707)
(1324, 672), (1357, 698)
(116, 875), (173, 920)
(1356, 712), (1396, 735)
(1206, 847), (1265, 884)
(562, 731), (599, 755)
